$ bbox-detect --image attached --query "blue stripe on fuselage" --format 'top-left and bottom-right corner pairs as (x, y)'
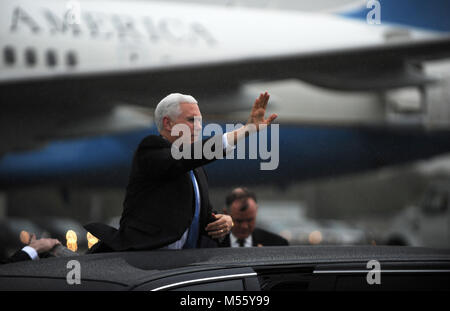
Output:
(1, 124), (450, 188)
(339, 0), (450, 32)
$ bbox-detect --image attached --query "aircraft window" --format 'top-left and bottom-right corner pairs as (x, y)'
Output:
(25, 48), (37, 66)
(3, 46), (16, 65)
(66, 51), (77, 67)
(46, 50), (57, 67)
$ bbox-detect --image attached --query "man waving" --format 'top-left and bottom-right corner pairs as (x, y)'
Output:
(86, 92), (277, 251)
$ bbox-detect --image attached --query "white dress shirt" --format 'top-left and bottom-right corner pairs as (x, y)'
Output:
(230, 233), (253, 248)
(21, 246), (39, 260)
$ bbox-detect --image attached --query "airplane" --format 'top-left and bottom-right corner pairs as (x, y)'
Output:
(1, 0), (450, 189)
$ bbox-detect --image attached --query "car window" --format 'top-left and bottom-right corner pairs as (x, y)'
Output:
(172, 279), (244, 291)
(336, 273), (450, 291)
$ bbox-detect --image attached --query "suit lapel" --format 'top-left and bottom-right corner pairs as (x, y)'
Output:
(252, 235), (258, 246)
(222, 234), (231, 247)
(252, 229), (260, 246)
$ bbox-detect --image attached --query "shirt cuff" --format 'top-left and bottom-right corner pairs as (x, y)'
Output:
(22, 246), (39, 261)
(222, 133), (236, 152)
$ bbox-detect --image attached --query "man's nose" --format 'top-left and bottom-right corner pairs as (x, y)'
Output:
(240, 221), (249, 229)
(194, 121), (202, 131)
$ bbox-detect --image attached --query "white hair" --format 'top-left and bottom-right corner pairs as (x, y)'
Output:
(154, 93), (198, 132)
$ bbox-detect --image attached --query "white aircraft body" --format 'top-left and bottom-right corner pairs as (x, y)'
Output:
(0, 0), (445, 81)
(0, 0), (450, 154)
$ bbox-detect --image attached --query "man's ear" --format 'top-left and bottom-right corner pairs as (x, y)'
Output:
(162, 116), (172, 132)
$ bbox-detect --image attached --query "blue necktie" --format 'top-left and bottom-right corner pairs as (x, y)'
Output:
(184, 170), (200, 248)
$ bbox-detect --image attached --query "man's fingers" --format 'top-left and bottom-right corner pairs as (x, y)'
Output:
(205, 222), (216, 231)
(266, 113), (278, 124)
(253, 92), (270, 114)
(205, 216), (231, 232)
(205, 221), (226, 231)
(206, 217), (232, 238)
(207, 230), (226, 239)
(262, 92), (269, 109)
(253, 94), (263, 110)
(262, 92), (269, 110)
(207, 216), (223, 224)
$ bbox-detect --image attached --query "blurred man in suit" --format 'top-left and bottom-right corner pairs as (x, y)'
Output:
(219, 187), (288, 247)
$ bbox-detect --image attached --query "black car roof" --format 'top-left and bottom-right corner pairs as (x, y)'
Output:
(1, 246), (450, 287)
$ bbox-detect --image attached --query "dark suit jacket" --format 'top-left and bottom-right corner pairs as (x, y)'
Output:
(218, 228), (289, 247)
(1, 250), (31, 264)
(86, 135), (222, 252)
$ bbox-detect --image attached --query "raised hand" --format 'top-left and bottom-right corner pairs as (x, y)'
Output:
(226, 91), (278, 146)
(246, 92), (278, 131)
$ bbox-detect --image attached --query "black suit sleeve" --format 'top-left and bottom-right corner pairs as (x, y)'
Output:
(253, 228), (289, 246)
(1, 250), (32, 264)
